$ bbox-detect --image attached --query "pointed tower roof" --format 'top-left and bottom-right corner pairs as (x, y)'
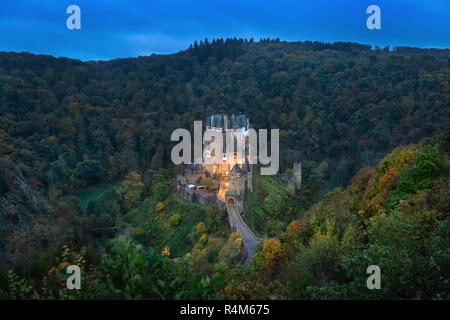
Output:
(230, 163), (243, 174)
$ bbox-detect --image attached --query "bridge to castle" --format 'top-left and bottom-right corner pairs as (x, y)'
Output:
(226, 198), (261, 265)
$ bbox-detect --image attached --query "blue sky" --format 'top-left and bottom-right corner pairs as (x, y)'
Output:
(1, 0), (449, 61)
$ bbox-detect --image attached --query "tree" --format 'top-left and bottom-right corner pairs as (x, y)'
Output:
(216, 232), (242, 269)
(254, 238), (287, 275)
(117, 171), (145, 208)
(73, 160), (103, 186)
(206, 204), (222, 232)
(150, 144), (164, 169)
(152, 181), (169, 202)
(155, 202), (165, 212)
(263, 191), (282, 216)
(48, 156), (71, 186)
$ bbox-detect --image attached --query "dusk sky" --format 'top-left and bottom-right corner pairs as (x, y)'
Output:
(1, 0), (449, 61)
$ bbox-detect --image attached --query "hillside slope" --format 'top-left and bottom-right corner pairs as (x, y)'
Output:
(222, 131), (449, 299)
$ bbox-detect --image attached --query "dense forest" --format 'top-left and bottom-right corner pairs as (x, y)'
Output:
(0, 39), (448, 299)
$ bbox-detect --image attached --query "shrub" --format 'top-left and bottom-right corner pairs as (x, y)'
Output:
(195, 222), (207, 234)
(169, 213), (181, 226)
(229, 232), (242, 247)
(199, 234), (208, 245)
(155, 202), (165, 212)
(161, 246), (170, 256)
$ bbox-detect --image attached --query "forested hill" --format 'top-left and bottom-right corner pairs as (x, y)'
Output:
(227, 130), (450, 300)
(0, 39), (449, 198)
(0, 39), (449, 300)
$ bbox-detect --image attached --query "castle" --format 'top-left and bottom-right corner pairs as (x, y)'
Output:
(176, 114), (252, 213)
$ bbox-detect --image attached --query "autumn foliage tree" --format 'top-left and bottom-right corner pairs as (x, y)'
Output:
(116, 171), (145, 210)
(195, 222), (207, 235)
(254, 238), (287, 276)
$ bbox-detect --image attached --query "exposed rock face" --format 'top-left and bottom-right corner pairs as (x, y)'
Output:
(0, 157), (43, 227)
(0, 158), (73, 268)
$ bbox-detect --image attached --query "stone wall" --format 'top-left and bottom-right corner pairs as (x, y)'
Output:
(177, 184), (196, 202)
(177, 184), (217, 204)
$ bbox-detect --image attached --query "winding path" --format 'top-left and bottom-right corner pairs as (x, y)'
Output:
(227, 202), (262, 265)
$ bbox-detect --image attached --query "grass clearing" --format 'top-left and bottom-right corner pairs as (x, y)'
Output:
(73, 181), (122, 212)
